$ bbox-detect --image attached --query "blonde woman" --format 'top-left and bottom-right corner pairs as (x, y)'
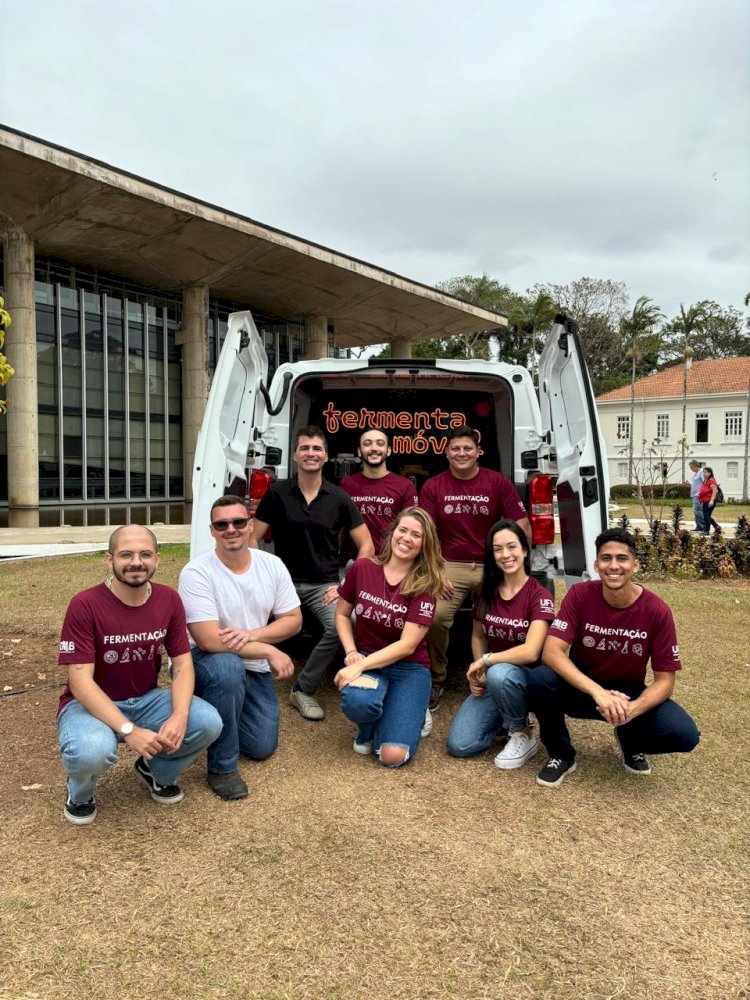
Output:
(335, 507), (446, 767)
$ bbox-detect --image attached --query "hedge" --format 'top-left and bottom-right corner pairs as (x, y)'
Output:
(610, 483), (691, 501)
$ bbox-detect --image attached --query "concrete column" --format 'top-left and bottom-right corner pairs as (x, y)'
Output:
(391, 338), (412, 359)
(176, 285), (209, 503)
(4, 229), (39, 514)
(302, 315), (328, 361)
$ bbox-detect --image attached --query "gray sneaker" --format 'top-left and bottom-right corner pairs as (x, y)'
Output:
(289, 688), (325, 720)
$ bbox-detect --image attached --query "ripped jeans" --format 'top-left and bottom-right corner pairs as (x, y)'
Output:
(339, 661), (431, 767)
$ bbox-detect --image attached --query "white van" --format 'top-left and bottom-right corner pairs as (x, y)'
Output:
(190, 310), (609, 592)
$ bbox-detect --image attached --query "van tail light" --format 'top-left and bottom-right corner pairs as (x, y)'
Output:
(528, 474), (555, 545)
(248, 469), (273, 517)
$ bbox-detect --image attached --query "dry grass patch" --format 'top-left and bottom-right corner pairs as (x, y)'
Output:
(0, 555), (748, 999)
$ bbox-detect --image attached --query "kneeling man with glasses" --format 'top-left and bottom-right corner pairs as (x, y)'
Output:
(178, 496), (302, 800)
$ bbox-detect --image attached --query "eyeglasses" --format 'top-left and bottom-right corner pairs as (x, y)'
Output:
(211, 517), (250, 532)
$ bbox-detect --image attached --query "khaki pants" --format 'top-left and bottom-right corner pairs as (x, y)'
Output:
(426, 561), (483, 685)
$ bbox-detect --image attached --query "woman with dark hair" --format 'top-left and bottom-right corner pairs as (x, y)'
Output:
(698, 467), (719, 535)
(447, 519), (554, 769)
(334, 507), (447, 767)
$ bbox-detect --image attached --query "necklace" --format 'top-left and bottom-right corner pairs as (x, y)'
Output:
(106, 576), (152, 602)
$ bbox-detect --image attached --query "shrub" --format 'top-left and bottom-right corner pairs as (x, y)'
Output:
(609, 483), (691, 501)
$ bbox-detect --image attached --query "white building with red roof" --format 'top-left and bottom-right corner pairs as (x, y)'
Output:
(596, 357), (750, 498)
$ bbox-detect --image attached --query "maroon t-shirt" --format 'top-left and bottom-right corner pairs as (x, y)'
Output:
(419, 468), (527, 562)
(339, 471), (418, 554)
(338, 558), (436, 667)
(57, 582), (191, 715)
(474, 577), (555, 653)
(547, 581), (681, 683)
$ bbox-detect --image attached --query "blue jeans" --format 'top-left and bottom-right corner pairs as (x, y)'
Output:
(446, 663), (530, 757)
(339, 662), (431, 767)
(294, 581), (343, 693)
(191, 649), (280, 773)
(701, 502), (718, 535)
(692, 497), (705, 532)
(526, 665), (700, 760)
(57, 688), (222, 805)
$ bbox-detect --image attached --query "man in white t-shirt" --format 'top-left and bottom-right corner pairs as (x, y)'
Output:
(178, 495), (302, 800)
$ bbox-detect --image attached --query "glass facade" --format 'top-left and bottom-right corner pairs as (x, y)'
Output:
(0, 252), (311, 506)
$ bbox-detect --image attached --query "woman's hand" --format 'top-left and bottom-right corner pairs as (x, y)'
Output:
(334, 662), (365, 690)
(467, 658), (487, 696)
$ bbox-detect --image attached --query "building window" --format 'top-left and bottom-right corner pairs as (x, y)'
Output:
(656, 414), (669, 440)
(725, 411), (743, 440)
(617, 462), (628, 478)
(695, 412), (709, 444)
(727, 462), (739, 480)
(616, 415), (630, 441)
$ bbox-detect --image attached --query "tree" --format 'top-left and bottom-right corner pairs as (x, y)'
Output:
(658, 302), (708, 480)
(430, 274), (520, 361)
(660, 301), (749, 364)
(507, 290), (559, 383)
(533, 277), (630, 394)
(0, 295), (13, 415)
(622, 296), (664, 482)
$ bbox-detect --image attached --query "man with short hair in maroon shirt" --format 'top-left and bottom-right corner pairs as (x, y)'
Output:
(528, 527), (700, 787)
(339, 427), (418, 555)
(56, 524), (222, 824)
(419, 424), (530, 709)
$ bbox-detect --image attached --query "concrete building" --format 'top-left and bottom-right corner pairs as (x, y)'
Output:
(0, 126), (505, 519)
(597, 357), (750, 498)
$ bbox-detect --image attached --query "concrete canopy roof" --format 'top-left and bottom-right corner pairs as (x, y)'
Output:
(0, 125), (506, 348)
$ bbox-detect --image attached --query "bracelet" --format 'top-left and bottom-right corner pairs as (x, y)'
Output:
(482, 652), (492, 668)
(344, 650), (357, 656)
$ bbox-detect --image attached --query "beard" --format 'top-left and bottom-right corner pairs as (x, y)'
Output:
(111, 564), (156, 589)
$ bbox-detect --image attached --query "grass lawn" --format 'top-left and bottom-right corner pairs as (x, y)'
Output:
(1, 549), (748, 1000)
(609, 501), (750, 524)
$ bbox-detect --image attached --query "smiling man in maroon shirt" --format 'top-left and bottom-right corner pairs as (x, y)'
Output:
(419, 424), (530, 709)
(528, 527), (700, 787)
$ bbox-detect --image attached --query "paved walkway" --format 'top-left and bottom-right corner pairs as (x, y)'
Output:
(0, 524), (190, 560)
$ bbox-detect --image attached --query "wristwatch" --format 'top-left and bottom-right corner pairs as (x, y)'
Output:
(119, 721), (134, 737)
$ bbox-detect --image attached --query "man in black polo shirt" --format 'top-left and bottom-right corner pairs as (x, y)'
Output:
(251, 426), (374, 720)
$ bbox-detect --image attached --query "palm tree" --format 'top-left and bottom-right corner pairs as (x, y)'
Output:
(669, 302), (708, 479)
(622, 296), (664, 483)
(508, 291), (559, 385)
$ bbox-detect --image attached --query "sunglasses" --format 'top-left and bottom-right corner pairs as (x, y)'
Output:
(211, 517), (250, 532)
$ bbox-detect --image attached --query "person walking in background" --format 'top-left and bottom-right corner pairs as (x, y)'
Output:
(419, 424), (530, 710)
(340, 427), (418, 555)
(333, 508), (446, 767)
(687, 459), (705, 533)
(446, 519), (555, 769)
(698, 467), (719, 536)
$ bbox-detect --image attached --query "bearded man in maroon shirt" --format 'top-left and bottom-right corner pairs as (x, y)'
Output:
(527, 528), (700, 787)
(419, 425), (530, 709)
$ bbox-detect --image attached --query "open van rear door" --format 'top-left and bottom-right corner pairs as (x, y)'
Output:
(190, 311), (268, 558)
(538, 314), (610, 584)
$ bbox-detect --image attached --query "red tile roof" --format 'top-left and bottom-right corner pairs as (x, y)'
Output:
(596, 357), (750, 401)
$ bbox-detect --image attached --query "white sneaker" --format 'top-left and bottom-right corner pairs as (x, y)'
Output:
(289, 688), (325, 720)
(494, 732), (538, 770)
(420, 708), (433, 738)
(353, 738), (374, 756)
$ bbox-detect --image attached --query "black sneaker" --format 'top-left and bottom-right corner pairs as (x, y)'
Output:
(536, 757), (577, 788)
(64, 797), (97, 825)
(622, 752), (652, 775)
(428, 683), (444, 711)
(134, 756), (184, 804)
(207, 769), (249, 800)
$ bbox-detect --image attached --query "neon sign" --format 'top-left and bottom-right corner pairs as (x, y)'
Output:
(321, 402), (483, 456)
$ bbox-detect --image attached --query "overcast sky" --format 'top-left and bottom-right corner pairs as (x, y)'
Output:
(2, 0), (748, 319)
